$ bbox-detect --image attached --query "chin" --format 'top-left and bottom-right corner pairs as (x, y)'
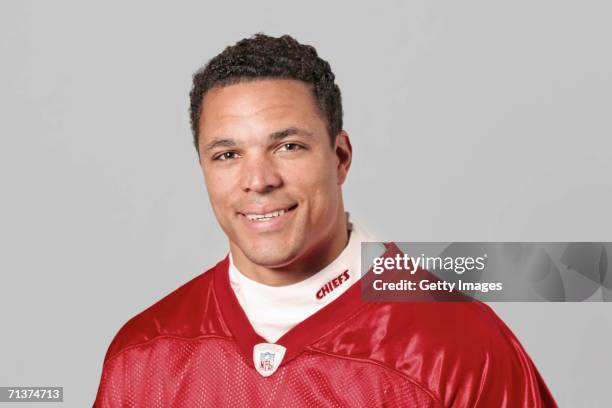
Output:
(245, 247), (300, 268)
(237, 237), (302, 268)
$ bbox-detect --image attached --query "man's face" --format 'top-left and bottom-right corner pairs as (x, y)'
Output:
(198, 79), (351, 269)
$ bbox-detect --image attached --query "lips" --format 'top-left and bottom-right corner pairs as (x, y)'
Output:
(245, 209), (288, 221)
(238, 204), (298, 225)
(239, 204), (297, 216)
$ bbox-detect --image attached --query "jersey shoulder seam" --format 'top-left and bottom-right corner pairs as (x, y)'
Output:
(104, 333), (234, 366)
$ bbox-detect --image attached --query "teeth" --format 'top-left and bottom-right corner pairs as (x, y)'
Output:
(246, 209), (286, 221)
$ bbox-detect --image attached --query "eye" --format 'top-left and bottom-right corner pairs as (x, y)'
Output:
(277, 143), (303, 152)
(214, 151), (240, 161)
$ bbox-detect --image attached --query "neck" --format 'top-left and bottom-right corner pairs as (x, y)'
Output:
(230, 213), (350, 287)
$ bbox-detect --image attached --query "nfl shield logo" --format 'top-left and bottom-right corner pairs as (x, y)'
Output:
(260, 352), (275, 371)
(253, 343), (287, 377)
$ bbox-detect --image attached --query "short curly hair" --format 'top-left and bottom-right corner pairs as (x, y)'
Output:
(189, 33), (343, 153)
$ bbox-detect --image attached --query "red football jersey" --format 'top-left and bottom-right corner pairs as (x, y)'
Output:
(94, 245), (556, 407)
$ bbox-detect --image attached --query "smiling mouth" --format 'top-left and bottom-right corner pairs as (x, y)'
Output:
(242, 204), (298, 222)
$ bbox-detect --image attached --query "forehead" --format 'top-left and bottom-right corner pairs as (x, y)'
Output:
(199, 79), (325, 138)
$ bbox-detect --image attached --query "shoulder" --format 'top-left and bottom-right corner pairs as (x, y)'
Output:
(313, 301), (554, 407)
(314, 300), (512, 364)
(102, 258), (231, 363)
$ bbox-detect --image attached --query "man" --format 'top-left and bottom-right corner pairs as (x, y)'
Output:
(94, 34), (556, 407)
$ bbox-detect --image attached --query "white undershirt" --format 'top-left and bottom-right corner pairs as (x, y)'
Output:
(229, 218), (382, 343)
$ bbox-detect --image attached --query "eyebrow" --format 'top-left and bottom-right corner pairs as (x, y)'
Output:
(204, 138), (236, 153)
(204, 127), (313, 153)
(269, 127), (313, 140)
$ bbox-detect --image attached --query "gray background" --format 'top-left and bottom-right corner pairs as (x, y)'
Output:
(1, 0), (610, 406)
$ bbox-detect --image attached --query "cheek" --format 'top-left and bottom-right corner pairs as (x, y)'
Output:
(204, 169), (237, 213)
(291, 162), (339, 211)
(289, 148), (338, 182)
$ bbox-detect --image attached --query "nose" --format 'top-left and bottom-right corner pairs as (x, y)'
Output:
(240, 154), (283, 194)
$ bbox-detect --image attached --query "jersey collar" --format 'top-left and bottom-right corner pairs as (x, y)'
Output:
(213, 243), (400, 369)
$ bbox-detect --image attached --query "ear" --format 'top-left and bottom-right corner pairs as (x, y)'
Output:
(334, 130), (352, 185)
